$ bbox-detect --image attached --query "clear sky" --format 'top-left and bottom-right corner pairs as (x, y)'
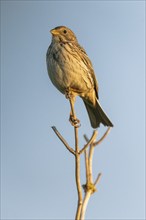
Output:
(1, 1), (145, 220)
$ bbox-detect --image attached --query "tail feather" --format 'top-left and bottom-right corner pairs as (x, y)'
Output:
(83, 99), (113, 128)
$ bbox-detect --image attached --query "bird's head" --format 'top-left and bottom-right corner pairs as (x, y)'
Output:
(50, 26), (77, 43)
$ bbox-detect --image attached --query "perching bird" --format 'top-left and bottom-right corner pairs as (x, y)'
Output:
(46, 26), (113, 128)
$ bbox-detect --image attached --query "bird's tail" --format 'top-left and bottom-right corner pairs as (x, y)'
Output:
(83, 99), (113, 128)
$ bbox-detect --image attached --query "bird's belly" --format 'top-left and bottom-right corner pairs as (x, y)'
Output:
(48, 56), (92, 95)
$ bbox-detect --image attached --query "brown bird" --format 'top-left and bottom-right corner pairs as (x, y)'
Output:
(46, 26), (113, 128)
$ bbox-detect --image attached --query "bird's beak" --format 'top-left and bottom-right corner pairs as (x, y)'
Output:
(50, 29), (59, 36)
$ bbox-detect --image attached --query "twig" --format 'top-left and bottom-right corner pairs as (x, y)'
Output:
(81, 172), (102, 220)
(84, 127), (111, 148)
(88, 144), (94, 183)
(83, 134), (89, 143)
(81, 140), (97, 219)
(80, 190), (92, 220)
(84, 150), (90, 184)
(94, 173), (102, 186)
(93, 127), (111, 146)
(79, 130), (97, 154)
(75, 150), (82, 220)
(51, 126), (75, 155)
(80, 129), (108, 219)
(69, 98), (83, 220)
(52, 94), (112, 220)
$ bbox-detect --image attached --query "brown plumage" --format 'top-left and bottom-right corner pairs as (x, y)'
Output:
(46, 26), (113, 128)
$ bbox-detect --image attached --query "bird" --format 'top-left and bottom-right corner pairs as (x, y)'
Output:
(46, 26), (113, 128)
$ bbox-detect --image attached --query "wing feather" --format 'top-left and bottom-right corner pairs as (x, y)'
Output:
(74, 43), (99, 99)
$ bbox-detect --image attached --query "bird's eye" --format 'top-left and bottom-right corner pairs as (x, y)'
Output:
(63, 29), (67, 34)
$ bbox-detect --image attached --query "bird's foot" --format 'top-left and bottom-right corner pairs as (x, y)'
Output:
(69, 115), (81, 128)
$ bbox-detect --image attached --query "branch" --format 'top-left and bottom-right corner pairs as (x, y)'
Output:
(81, 144), (97, 220)
(84, 150), (90, 184)
(75, 150), (82, 220)
(94, 172), (102, 186)
(80, 190), (92, 220)
(93, 127), (111, 146)
(79, 130), (97, 154)
(88, 144), (94, 183)
(84, 127), (111, 148)
(51, 126), (75, 155)
(83, 134), (89, 143)
(68, 97), (83, 220)
(52, 90), (112, 220)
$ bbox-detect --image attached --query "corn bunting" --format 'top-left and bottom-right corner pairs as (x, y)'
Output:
(46, 26), (113, 128)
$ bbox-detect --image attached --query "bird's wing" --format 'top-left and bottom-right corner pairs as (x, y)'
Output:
(74, 43), (99, 99)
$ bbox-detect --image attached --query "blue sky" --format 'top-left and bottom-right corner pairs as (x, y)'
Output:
(1, 1), (145, 219)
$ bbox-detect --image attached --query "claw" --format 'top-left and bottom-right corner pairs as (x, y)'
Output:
(69, 115), (81, 128)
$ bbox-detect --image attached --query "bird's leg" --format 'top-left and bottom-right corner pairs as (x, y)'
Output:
(69, 99), (81, 128)
(65, 88), (80, 128)
(65, 87), (72, 100)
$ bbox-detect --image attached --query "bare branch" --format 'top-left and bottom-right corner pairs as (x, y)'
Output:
(94, 173), (102, 186)
(88, 144), (94, 183)
(68, 97), (83, 220)
(52, 92), (112, 220)
(51, 126), (75, 155)
(84, 150), (89, 184)
(81, 152), (102, 220)
(84, 127), (111, 148)
(79, 130), (97, 154)
(75, 151), (82, 220)
(83, 134), (89, 143)
(80, 190), (92, 220)
(93, 127), (111, 146)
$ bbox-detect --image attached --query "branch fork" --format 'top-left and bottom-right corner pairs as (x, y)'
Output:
(51, 96), (111, 220)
